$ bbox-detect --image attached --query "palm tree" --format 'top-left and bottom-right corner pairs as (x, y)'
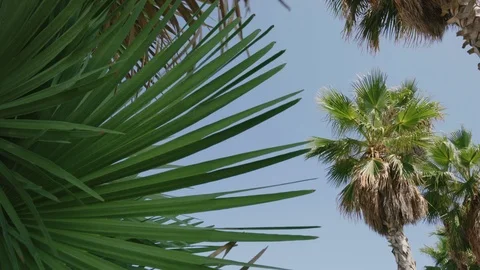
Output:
(422, 228), (480, 270)
(325, 0), (480, 69)
(307, 70), (443, 270)
(0, 1), (317, 268)
(423, 128), (480, 266)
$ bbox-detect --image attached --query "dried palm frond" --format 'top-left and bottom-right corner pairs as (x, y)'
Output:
(105, 0), (290, 77)
(422, 228), (479, 270)
(340, 157), (428, 235)
(309, 70), (442, 235)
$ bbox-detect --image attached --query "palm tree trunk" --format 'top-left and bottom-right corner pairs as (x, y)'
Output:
(385, 226), (416, 270)
(443, 1), (480, 69)
(465, 195), (480, 264)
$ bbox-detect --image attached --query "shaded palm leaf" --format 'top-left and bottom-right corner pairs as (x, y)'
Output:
(0, 1), (317, 269)
(423, 127), (480, 266)
(309, 70), (442, 234)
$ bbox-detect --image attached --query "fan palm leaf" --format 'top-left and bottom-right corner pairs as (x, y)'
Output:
(104, 0), (290, 75)
(423, 127), (480, 266)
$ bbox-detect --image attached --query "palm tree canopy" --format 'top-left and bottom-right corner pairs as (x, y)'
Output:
(325, 0), (450, 50)
(422, 228), (480, 270)
(423, 128), (480, 220)
(307, 70), (443, 234)
(423, 127), (480, 265)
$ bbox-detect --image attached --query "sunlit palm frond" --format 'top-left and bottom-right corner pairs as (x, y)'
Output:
(396, 97), (443, 131)
(105, 0), (290, 77)
(317, 89), (359, 135)
(352, 69), (388, 113)
(326, 157), (357, 188)
(389, 79), (418, 107)
(422, 228), (480, 270)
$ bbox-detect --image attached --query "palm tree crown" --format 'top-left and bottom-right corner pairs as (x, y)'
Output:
(308, 70), (443, 234)
(308, 70), (443, 269)
(423, 127), (480, 266)
(325, 0), (449, 50)
(422, 229), (480, 270)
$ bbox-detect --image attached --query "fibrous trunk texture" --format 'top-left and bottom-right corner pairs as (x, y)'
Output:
(465, 195), (480, 264)
(385, 226), (416, 270)
(444, 0), (480, 69)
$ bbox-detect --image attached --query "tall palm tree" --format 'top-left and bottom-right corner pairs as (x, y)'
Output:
(0, 1), (317, 268)
(325, 0), (480, 69)
(423, 128), (480, 266)
(307, 70), (443, 270)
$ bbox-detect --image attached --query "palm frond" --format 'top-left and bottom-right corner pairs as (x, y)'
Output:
(317, 89), (359, 135)
(306, 137), (365, 162)
(352, 69), (388, 114)
(396, 97), (443, 131)
(311, 69), (439, 235)
(324, 0), (447, 51)
(0, 1), (317, 268)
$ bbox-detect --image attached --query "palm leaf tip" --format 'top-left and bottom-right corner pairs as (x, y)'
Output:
(326, 0), (447, 51)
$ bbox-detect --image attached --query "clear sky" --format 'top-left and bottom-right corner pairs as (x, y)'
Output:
(175, 1), (480, 269)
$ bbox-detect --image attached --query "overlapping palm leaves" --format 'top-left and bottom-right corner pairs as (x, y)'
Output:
(422, 228), (480, 270)
(0, 0), (317, 269)
(308, 71), (442, 233)
(307, 70), (442, 268)
(325, 0), (480, 70)
(106, 0), (290, 73)
(423, 127), (480, 266)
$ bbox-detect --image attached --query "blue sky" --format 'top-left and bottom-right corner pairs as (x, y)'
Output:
(176, 1), (480, 269)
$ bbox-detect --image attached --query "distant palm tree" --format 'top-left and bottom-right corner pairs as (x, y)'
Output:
(422, 228), (480, 270)
(423, 128), (480, 266)
(325, 0), (480, 69)
(308, 70), (443, 270)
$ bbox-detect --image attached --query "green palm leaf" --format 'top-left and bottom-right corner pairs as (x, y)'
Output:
(0, 1), (317, 269)
(308, 70), (443, 268)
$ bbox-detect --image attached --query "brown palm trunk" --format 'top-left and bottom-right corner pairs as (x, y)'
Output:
(465, 195), (480, 264)
(443, 1), (480, 69)
(385, 226), (416, 270)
